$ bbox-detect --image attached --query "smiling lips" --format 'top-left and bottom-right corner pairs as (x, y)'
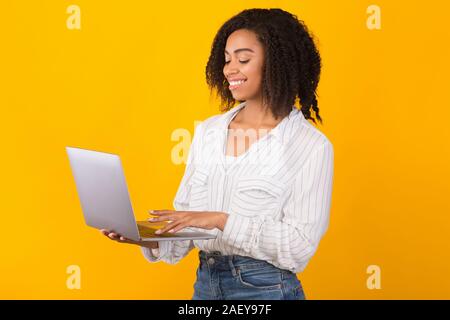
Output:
(228, 79), (247, 90)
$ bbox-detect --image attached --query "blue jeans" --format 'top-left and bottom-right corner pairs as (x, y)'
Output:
(192, 250), (306, 300)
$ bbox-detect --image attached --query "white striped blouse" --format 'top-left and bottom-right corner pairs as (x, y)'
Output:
(141, 101), (334, 273)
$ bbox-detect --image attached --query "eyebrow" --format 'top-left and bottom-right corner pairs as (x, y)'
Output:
(224, 48), (255, 55)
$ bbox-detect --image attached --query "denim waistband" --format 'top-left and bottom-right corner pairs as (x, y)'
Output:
(198, 250), (293, 275)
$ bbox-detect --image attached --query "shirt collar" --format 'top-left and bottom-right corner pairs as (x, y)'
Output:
(221, 101), (304, 145)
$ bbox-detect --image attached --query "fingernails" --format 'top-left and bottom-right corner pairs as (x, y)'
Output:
(148, 218), (156, 222)
(155, 229), (162, 234)
(169, 229), (175, 233)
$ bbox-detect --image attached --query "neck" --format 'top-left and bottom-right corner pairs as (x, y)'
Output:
(239, 99), (277, 127)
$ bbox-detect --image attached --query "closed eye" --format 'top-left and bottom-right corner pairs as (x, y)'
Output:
(225, 60), (250, 64)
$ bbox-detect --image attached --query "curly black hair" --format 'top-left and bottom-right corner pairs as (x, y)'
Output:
(205, 8), (323, 124)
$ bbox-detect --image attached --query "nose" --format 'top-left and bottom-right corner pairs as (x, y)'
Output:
(224, 62), (240, 77)
(225, 68), (237, 76)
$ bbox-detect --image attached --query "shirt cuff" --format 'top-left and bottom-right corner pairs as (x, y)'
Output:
(140, 241), (171, 263)
(221, 213), (257, 253)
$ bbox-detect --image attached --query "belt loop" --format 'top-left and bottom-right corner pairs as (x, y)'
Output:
(228, 255), (237, 277)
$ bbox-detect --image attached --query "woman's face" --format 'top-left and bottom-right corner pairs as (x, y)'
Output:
(223, 29), (265, 102)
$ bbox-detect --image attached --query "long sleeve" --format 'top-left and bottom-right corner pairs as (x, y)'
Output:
(140, 121), (204, 264)
(221, 141), (334, 273)
(140, 241), (170, 262)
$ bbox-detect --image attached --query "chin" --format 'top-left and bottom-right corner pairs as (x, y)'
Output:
(231, 93), (248, 101)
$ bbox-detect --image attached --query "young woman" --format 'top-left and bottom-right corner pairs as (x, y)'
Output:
(101, 8), (334, 300)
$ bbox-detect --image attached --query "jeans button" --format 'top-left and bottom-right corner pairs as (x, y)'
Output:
(207, 257), (215, 264)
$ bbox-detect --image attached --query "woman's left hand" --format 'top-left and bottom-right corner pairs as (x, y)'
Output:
(148, 210), (229, 234)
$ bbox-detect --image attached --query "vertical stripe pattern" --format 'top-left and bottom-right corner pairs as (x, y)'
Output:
(141, 102), (334, 273)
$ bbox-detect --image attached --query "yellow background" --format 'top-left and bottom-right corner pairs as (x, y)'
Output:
(1, 0), (449, 299)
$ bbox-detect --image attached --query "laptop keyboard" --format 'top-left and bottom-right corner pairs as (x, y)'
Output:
(137, 221), (168, 237)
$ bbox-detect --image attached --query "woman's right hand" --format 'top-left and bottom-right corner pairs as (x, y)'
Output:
(100, 229), (159, 249)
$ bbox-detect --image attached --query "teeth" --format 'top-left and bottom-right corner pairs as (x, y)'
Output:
(230, 80), (246, 86)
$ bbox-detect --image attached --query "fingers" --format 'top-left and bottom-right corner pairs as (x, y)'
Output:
(165, 223), (186, 234)
(148, 210), (187, 222)
(100, 229), (117, 239)
(100, 229), (136, 244)
(149, 209), (178, 215)
(118, 236), (137, 245)
(148, 215), (174, 222)
(155, 218), (186, 234)
(155, 222), (177, 234)
(108, 232), (120, 240)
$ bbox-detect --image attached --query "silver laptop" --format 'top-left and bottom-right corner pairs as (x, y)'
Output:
(66, 146), (217, 242)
